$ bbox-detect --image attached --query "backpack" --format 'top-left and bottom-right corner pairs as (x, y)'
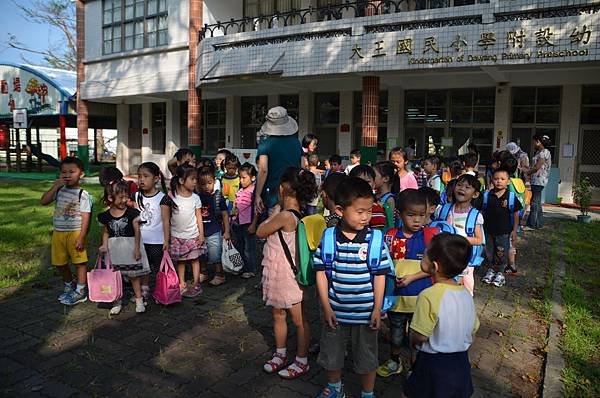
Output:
(482, 190), (517, 229)
(321, 227), (397, 314)
(295, 214), (327, 286)
(436, 203), (486, 266)
(379, 192), (397, 231)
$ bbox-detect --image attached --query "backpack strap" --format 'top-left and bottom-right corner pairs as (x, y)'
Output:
(465, 208), (480, 237)
(321, 226), (337, 282)
(287, 209), (303, 220)
(482, 191), (489, 210)
(278, 230), (298, 274)
(367, 229), (383, 273)
(380, 192), (394, 205)
(507, 191), (515, 213)
(437, 203), (453, 222)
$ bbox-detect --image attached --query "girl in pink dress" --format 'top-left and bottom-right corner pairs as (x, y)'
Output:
(389, 147), (419, 193)
(256, 167), (317, 380)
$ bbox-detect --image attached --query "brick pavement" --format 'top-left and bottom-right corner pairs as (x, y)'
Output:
(0, 227), (554, 398)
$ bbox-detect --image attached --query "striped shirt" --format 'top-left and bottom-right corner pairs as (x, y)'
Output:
(53, 187), (92, 231)
(313, 227), (392, 325)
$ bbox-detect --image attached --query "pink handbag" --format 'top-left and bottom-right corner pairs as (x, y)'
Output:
(153, 251), (182, 305)
(87, 254), (123, 303)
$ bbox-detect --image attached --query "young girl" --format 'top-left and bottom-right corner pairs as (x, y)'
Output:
(167, 165), (205, 298)
(98, 181), (150, 314)
(134, 162), (170, 299)
(257, 167), (317, 379)
(300, 134), (318, 169)
(234, 162), (258, 279)
(374, 161), (397, 230)
(389, 147), (418, 194)
(214, 149), (233, 180)
(435, 174), (484, 296)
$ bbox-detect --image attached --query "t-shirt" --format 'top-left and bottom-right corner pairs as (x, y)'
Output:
(257, 135), (302, 208)
(97, 207), (140, 238)
(308, 169), (322, 207)
(482, 190), (523, 235)
(410, 283), (479, 354)
(434, 206), (484, 239)
(53, 187), (92, 231)
(370, 202), (386, 229)
(397, 171), (419, 192)
(221, 174), (240, 212)
(344, 163), (359, 175)
(235, 184), (255, 225)
(428, 174), (443, 193)
(385, 228), (433, 313)
(531, 148), (551, 187)
(167, 193), (203, 239)
(198, 190), (227, 237)
(135, 191), (168, 244)
(313, 227), (392, 325)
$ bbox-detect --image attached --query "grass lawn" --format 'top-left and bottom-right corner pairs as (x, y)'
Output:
(561, 221), (600, 397)
(0, 179), (104, 289)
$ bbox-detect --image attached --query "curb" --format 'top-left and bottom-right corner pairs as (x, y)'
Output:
(542, 238), (566, 397)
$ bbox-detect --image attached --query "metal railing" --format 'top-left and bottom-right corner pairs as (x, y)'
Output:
(200, 0), (489, 39)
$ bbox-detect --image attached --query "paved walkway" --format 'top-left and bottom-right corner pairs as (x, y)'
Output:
(0, 224), (560, 397)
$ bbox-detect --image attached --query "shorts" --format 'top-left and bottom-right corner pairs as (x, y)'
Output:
(201, 232), (222, 264)
(170, 236), (205, 262)
(405, 351), (473, 398)
(388, 312), (413, 348)
(51, 230), (88, 266)
(317, 324), (378, 374)
(144, 243), (164, 274)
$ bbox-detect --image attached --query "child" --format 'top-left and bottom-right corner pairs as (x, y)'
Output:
(221, 154), (240, 213)
(306, 153), (323, 215)
(257, 167), (317, 379)
(374, 161), (397, 231)
(197, 167), (230, 286)
(321, 172), (347, 227)
(463, 152), (479, 176)
(403, 234), (479, 398)
(214, 149), (232, 180)
(327, 155), (343, 177)
(349, 165), (386, 230)
(441, 158), (464, 204)
(422, 155), (443, 195)
(434, 174), (484, 295)
(134, 162), (170, 299)
(377, 189), (432, 378)
(98, 180), (151, 314)
(389, 147), (418, 193)
(167, 148), (196, 176)
(301, 134), (318, 169)
(344, 148), (361, 174)
(418, 187), (440, 222)
(167, 164), (205, 297)
(481, 168), (522, 288)
(313, 177), (392, 398)
(234, 162), (258, 279)
(40, 157), (92, 306)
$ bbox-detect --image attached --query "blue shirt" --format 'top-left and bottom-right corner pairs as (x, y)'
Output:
(313, 227), (392, 325)
(257, 134), (301, 208)
(198, 190), (227, 237)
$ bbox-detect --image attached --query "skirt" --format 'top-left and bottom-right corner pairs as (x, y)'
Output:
(405, 350), (473, 398)
(107, 237), (150, 277)
(170, 236), (206, 262)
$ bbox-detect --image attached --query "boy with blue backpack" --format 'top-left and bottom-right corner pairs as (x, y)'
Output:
(481, 168), (522, 288)
(313, 177), (393, 398)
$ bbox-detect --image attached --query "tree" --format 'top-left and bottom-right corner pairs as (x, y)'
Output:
(6, 0), (76, 71)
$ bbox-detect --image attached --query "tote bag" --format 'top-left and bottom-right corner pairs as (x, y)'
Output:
(221, 241), (244, 274)
(153, 252), (182, 305)
(88, 254), (123, 303)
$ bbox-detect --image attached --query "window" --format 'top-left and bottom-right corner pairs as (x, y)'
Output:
(151, 102), (166, 153)
(103, 0), (168, 55)
(241, 96), (268, 149)
(511, 87), (561, 163)
(314, 93), (340, 157)
(243, 0), (301, 17)
(353, 91), (388, 159)
(280, 94), (299, 121)
(201, 99), (226, 154)
(581, 85), (600, 124)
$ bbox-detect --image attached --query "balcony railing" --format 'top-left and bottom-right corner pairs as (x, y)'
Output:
(200, 0), (490, 38)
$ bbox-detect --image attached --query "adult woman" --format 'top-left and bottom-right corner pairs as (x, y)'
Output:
(525, 134), (551, 230)
(300, 134), (318, 169)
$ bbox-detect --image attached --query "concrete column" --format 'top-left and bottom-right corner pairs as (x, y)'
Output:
(166, 100), (180, 159)
(558, 85), (582, 203)
(76, 0), (89, 173)
(188, 0), (203, 158)
(226, 95), (241, 147)
(339, 90), (353, 156)
(268, 94), (279, 109)
(141, 103), (152, 164)
(299, 91), (313, 138)
(116, 104), (130, 174)
(493, 84), (511, 151)
(387, 86), (404, 154)
(362, 76), (380, 163)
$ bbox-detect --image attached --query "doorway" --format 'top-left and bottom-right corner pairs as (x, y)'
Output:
(578, 126), (600, 204)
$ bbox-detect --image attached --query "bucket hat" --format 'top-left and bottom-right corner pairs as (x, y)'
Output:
(259, 106), (298, 136)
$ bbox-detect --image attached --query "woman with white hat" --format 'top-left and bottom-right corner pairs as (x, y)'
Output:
(254, 106), (302, 215)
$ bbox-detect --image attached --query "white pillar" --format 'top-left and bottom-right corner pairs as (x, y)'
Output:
(299, 91), (313, 138)
(339, 90), (353, 156)
(387, 86), (404, 155)
(226, 95), (241, 147)
(116, 104), (130, 174)
(558, 85), (582, 203)
(494, 84), (511, 150)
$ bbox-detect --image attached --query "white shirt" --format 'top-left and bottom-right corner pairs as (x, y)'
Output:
(136, 191), (166, 244)
(170, 193), (202, 239)
(344, 163), (359, 175)
(531, 148), (551, 187)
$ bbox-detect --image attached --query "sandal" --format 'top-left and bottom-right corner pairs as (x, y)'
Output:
(263, 352), (288, 374)
(278, 360), (310, 379)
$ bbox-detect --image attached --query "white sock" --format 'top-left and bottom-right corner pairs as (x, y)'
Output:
(296, 356), (308, 365)
(135, 297), (144, 304)
(76, 283), (85, 293)
(141, 285), (149, 292)
(276, 348), (287, 356)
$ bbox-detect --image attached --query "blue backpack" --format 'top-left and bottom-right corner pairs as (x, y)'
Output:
(482, 190), (517, 229)
(321, 227), (397, 314)
(435, 203), (486, 267)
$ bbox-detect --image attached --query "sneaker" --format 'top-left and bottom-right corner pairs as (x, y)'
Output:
(521, 226), (535, 231)
(130, 295), (149, 304)
(492, 272), (506, 287)
(209, 275), (226, 286)
(135, 298), (146, 313)
(60, 289), (87, 306)
(241, 272), (256, 279)
(198, 273), (210, 283)
(182, 284), (202, 298)
(481, 268), (496, 284)
(57, 282), (74, 302)
(315, 386), (345, 398)
(376, 359), (403, 377)
(109, 303), (122, 315)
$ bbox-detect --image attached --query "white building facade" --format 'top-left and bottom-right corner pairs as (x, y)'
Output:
(80, 0), (600, 203)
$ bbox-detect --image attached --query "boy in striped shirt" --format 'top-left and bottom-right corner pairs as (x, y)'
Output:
(313, 177), (393, 398)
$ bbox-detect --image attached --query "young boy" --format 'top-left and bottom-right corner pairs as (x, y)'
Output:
(313, 177), (392, 398)
(321, 172), (347, 227)
(221, 154), (240, 213)
(349, 165), (386, 230)
(306, 153), (323, 215)
(167, 148), (196, 176)
(40, 157), (92, 306)
(481, 168), (522, 287)
(327, 154), (343, 177)
(422, 155), (443, 194)
(377, 189), (433, 378)
(344, 148), (361, 174)
(463, 152), (479, 177)
(403, 234), (479, 398)
(418, 187), (440, 222)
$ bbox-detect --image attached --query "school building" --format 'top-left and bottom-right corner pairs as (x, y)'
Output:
(77, 0), (600, 203)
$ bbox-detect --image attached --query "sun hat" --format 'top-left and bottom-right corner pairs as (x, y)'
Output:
(259, 106), (298, 136)
(505, 142), (519, 155)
